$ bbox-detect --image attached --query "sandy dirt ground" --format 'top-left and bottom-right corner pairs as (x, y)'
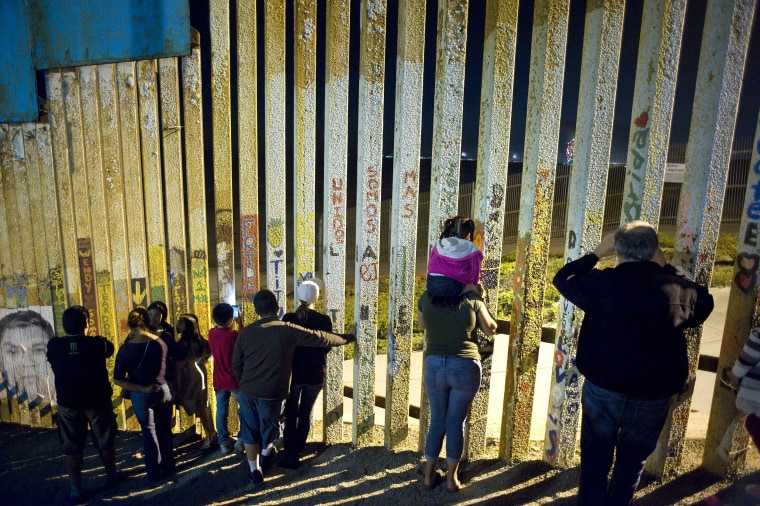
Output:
(2, 420), (760, 506)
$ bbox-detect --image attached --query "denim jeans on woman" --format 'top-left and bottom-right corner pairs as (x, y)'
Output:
(215, 389), (241, 445)
(579, 379), (671, 505)
(130, 391), (175, 481)
(424, 355), (481, 462)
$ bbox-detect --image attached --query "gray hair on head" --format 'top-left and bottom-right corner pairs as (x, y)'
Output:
(614, 220), (659, 262)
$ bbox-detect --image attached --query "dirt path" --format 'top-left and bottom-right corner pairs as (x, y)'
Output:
(1, 421), (759, 505)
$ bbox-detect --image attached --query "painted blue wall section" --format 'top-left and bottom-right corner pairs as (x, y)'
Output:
(0, 0), (190, 122)
(28, 0), (191, 69)
(0, 0), (38, 122)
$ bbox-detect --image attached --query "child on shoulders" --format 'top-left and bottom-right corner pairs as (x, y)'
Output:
(427, 216), (484, 298)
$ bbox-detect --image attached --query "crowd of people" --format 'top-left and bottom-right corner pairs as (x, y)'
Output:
(38, 217), (754, 505)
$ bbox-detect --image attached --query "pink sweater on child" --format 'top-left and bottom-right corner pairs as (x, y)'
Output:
(427, 237), (483, 285)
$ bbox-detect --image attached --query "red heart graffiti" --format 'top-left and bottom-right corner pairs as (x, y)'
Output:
(735, 272), (757, 294)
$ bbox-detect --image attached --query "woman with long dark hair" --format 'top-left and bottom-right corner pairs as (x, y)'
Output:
(113, 307), (174, 482)
(417, 286), (497, 492)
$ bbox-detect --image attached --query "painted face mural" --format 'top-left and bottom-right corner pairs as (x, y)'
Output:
(0, 310), (55, 408)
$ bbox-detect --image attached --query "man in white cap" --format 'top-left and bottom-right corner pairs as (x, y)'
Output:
(279, 279), (333, 468)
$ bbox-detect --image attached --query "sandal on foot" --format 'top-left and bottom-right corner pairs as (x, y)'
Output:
(424, 471), (444, 490)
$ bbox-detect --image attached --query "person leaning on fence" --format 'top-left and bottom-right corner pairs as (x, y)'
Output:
(417, 285), (498, 492)
(280, 279), (333, 469)
(46, 305), (122, 502)
(552, 220), (714, 505)
(113, 307), (175, 483)
(232, 289), (356, 488)
(208, 303), (244, 454)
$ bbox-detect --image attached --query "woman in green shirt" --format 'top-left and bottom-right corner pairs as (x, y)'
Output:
(417, 289), (497, 492)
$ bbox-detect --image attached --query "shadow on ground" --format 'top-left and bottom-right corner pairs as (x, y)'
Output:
(1, 422), (758, 505)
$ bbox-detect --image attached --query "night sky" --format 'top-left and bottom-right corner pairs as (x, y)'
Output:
(188, 0), (760, 188)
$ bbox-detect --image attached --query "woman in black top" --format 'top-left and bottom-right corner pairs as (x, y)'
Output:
(279, 280), (332, 468)
(114, 307), (174, 482)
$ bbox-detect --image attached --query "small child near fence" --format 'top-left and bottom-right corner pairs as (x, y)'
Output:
(426, 216), (484, 298)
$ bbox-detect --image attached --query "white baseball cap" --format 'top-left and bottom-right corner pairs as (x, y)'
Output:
(297, 280), (320, 304)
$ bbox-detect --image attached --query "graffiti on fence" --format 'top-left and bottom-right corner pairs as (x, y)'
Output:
(78, 238), (99, 330)
(623, 109), (650, 222)
(241, 215), (259, 304)
(0, 310), (55, 409)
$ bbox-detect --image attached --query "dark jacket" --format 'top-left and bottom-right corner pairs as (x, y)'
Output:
(553, 253), (714, 399)
(232, 316), (351, 399)
(282, 309), (333, 385)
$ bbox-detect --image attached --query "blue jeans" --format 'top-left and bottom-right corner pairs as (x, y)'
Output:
(282, 382), (323, 460)
(426, 274), (464, 298)
(215, 389), (241, 445)
(579, 380), (671, 505)
(131, 391), (175, 481)
(424, 355), (481, 462)
(238, 392), (285, 448)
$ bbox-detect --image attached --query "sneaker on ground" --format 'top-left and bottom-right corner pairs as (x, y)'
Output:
(220, 439), (236, 454)
(260, 447), (278, 471)
(247, 468), (264, 487)
(278, 456), (300, 469)
(201, 438), (219, 451)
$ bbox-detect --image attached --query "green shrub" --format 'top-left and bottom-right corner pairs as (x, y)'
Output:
(715, 233), (737, 259)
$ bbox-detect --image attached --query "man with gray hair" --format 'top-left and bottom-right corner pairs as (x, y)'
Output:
(553, 220), (714, 505)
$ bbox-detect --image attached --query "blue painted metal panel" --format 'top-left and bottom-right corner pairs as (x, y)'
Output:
(0, 0), (38, 122)
(28, 0), (191, 69)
